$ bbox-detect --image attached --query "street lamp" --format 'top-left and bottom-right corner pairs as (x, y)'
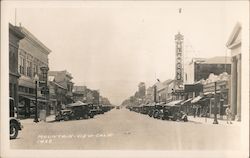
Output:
(34, 74), (39, 123)
(213, 82), (219, 124)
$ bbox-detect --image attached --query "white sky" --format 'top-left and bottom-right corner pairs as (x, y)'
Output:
(6, 1), (248, 105)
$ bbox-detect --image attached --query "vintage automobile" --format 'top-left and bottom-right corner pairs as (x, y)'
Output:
(68, 101), (93, 119)
(130, 104), (142, 113)
(162, 102), (188, 122)
(151, 102), (165, 119)
(55, 101), (94, 121)
(9, 97), (23, 139)
(88, 104), (103, 116)
(147, 100), (188, 122)
(101, 104), (114, 113)
(141, 102), (155, 115)
(55, 109), (73, 121)
(10, 117), (23, 139)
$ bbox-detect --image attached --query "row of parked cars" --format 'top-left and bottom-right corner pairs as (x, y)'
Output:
(55, 101), (114, 121)
(127, 101), (188, 122)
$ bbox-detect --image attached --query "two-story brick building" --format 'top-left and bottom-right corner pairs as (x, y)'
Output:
(48, 70), (74, 106)
(16, 25), (51, 118)
(9, 23), (25, 117)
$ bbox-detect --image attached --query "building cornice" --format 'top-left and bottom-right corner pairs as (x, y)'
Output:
(18, 26), (51, 55)
(9, 23), (25, 40)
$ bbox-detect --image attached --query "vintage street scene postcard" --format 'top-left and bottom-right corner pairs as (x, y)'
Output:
(1, 1), (249, 158)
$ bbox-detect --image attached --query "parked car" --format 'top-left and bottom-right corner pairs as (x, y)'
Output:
(162, 105), (188, 122)
(141, 102), (155, 116)
(102, 105), (114, 113)
(10, 118), (23, 139)
(89, 104), (102, 116)
(55, 109), (73, 121)
(56, 101), (94, 121)
(9, 97), (23, 139)
(116, 106), (120, 109)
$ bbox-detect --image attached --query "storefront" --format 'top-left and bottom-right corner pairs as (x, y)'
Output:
(18, 95), (48, 118)
(203, 80), (230, 118)
(180, 98), (192, 115)
(9, 23), (25, 118)
(183, 83), (203, 115)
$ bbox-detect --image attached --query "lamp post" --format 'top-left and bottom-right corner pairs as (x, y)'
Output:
(213, 82), (219, 124)
(34, 74), (39, 123)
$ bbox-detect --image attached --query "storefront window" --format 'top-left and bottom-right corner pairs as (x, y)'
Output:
(27, 60), (32, 77)
(33, 64), (38, 77)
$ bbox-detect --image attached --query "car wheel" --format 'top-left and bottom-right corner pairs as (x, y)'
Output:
(10, 123), (18, 139)
(90, 114), (94, 118)
(172, 115), (177, 121)
(64, 116), (69, 121)
(154, 111), (159, 118)
(183, 116), (188, 122)
(83, 114), (88, 119)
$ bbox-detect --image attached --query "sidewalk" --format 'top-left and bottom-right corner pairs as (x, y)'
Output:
(188, 116), (241, 126)
(20, 115), (55, 124)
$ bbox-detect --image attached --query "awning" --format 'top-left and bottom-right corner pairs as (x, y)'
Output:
(145, 102), (156, 107)
(19, 95), (48, 102)
(37, 99), (49, 102)
(180, 98), (192, 105)
(66, 101), (88, 107)
(139, 104), (145, 107)
(165, 100), (183, 107)
(191, 96), (203, 104)
(19, 95), (35, 101)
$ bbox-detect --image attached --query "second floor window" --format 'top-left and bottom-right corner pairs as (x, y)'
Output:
(19, 56), (25, 75)
(27, 60), (32, 77)
(33, 64), (38, 77)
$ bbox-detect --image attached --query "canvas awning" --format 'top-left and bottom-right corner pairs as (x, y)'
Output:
(180, 98), (192, 105)
(165, 100), (183, 107)
(19, 95), (35, 101)
(66, 101), (88, 107)
(191, 96), (203, 104)
(19, 95), (48, 106)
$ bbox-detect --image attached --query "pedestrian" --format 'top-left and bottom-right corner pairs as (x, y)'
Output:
(225, 105), (232, 124)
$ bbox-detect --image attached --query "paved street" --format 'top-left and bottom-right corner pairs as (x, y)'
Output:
(10, 108), (241, 150)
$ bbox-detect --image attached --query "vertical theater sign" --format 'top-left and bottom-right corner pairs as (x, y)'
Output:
(175, 32), (184, 88)
(172, 32), (185, 100)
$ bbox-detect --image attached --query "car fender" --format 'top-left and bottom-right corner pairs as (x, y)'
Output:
(10, 118), (22, 130)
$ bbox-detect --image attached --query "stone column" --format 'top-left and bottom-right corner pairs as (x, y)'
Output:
(237, 54), (241, 121)
(231, 56), (237, 120)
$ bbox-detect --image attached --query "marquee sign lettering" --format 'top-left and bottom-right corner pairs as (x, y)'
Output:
(175, 32), (184, 82)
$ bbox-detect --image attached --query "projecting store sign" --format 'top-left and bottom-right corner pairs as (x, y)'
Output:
(175, 32), (184, 82)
